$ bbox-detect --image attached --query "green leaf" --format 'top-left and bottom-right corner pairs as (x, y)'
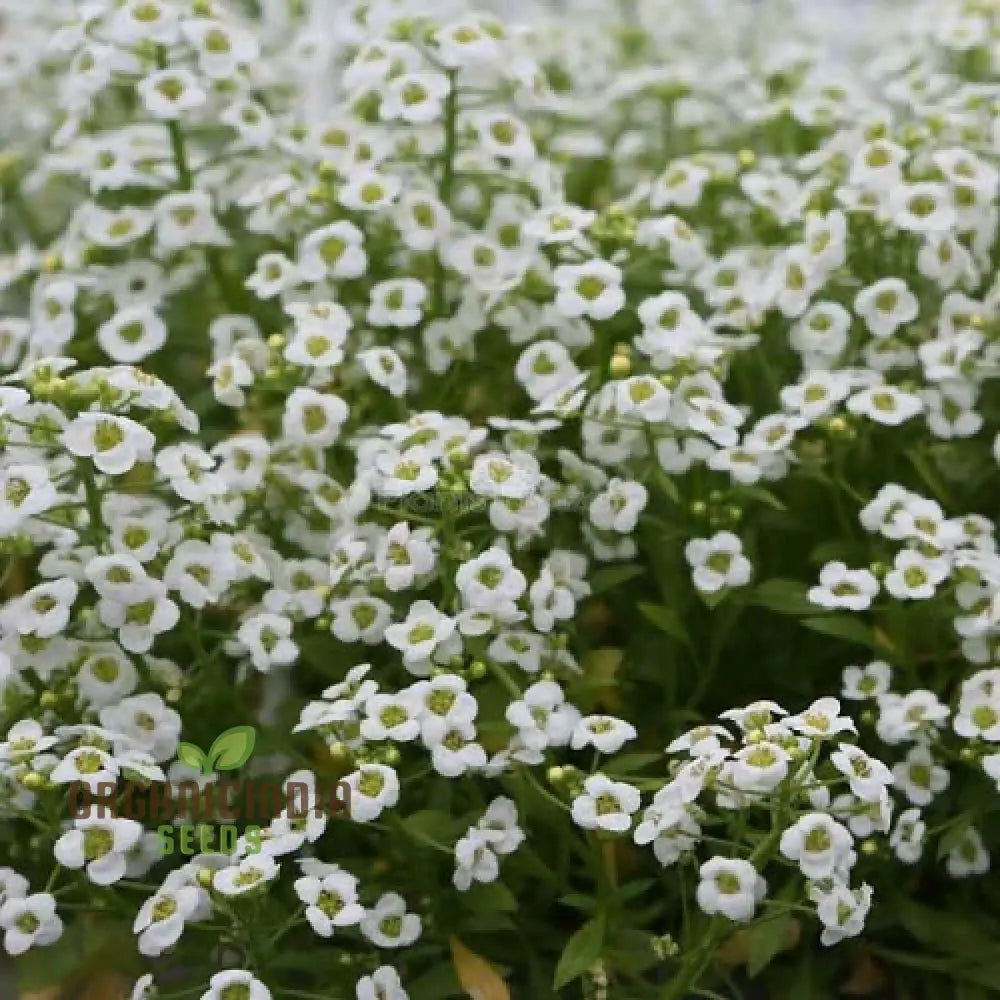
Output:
(746, 913), (797, 978)
(207, 725), (256, 772)
(749, 579), (816, 615)
(590, 563), (644, 594)
(603, 752), (663, 777)
(399, 808), (459, 852)
(176, 741), (209, 772)
(462, 880), (518, 913)
(802, 615), (876, 648)
(737, 484), (788, 512)
(553, 914), (605, 990)
(638, 602), (692, 647)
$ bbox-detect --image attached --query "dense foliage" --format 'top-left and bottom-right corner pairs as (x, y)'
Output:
(2, 0), (1000, 998)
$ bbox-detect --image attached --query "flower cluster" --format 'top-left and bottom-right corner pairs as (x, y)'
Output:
(1, 0), (1000, 997)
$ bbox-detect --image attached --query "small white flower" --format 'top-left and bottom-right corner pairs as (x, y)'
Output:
(696, 858), (766, 922)
(54, 816), (144, 886)
(684, 532), (752, 593)
(553, 260), (625, 321)
(384, 601), (456, 671)
(360, 892), (421, 948)
(831, 744), (893, 802)
(200, 970), (272, 1000)
(808, 562), (879, 611)
(62, 413), (155, 476)
(571, 774), (641, 832)
(815, 882), (873, 946)
(294, 871), (365, 938)
(133, 886), (201, 957)
(570, 715), (637, 754)
(213, 856), (280, 896)
(344, 764), (400, 822)
(0, 893), (63, 956)
(780, 814), (855, 879)
(893, 744), (949, 807)
(137, 68), (206, 119)
(842, 660), (892, 701)
(355, 966), (408, 1000)
(589, 478), (648, 533)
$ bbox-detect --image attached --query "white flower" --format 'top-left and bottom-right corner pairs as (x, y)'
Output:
(847, 385), (923, 426)
(340, 171), (403, 213)
(375, 523), (436, 592)
(889, 182), (956, 234)
(505, 680), (579, 751)
(282, 388), (349, 447)
(453, 829), (499, 891)
(842, 661), (892, 701)
(589, 478), (648, 533)
(808, 562), (879, 611)
(133, 886), (201, 957)
(830, 744), (893, 802)
(892, 744), (949, 807)
(553, 260), (625, 321)
(99, 692), (181, 762)
(181, 18), (259, 79)
(97, 306), (167, 363)
(236, 613), (298, 672)
(213, 856), (280, 896)
(0, 893), (63, 956)
(359, 348), (407, 397)
(570, 715), (638, 754)
(54, 816), (144, 886)
(946, 827), (990, 878)
(62, 413), (155, 475)
(780, 814), (855, 879)
(788, 697), (857, 739)
(344, 764), (400, 822)
(384, 601), (456, 671)
(361, 691), (423, 743)
(297, 222), (367, 282)
(360, 892), (421, 948)
(455, 548), (526, 613)
(729, 741), (790, 793)
(50, 745), (119, 792)
(476, 797), (525, 855)
(200, 971), (272, 1000)
(855, 278), (919, 339)
(571, 774), (641, 832)
(356, 966), (408, 1000)
(696, 858), (766, 922)
(294, 871), (365, 938)
(137, 68), (206, 119)
(368, 279), (426, 328)
(890, 807), (926, 864)
(684, 532), (752, 593)
(0, 465), (57, 534)
(470, 450), (540, 501)
(815, 882), (873, 946)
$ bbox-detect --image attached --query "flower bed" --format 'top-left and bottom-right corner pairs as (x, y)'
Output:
(1, 1), (1000, 998)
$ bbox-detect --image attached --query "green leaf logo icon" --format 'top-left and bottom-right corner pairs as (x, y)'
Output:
(176, 726), (256, 776)
(208, 726), (256, 772)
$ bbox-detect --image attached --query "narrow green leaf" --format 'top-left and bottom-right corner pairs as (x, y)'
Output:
(802, 615), (876, 647)
(638, 602), (692, 646)
(553, 914), (605, 990)
(749, 579), (816, 616)
(746, 913), (796, 978)
(590, 563), (645, 595)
